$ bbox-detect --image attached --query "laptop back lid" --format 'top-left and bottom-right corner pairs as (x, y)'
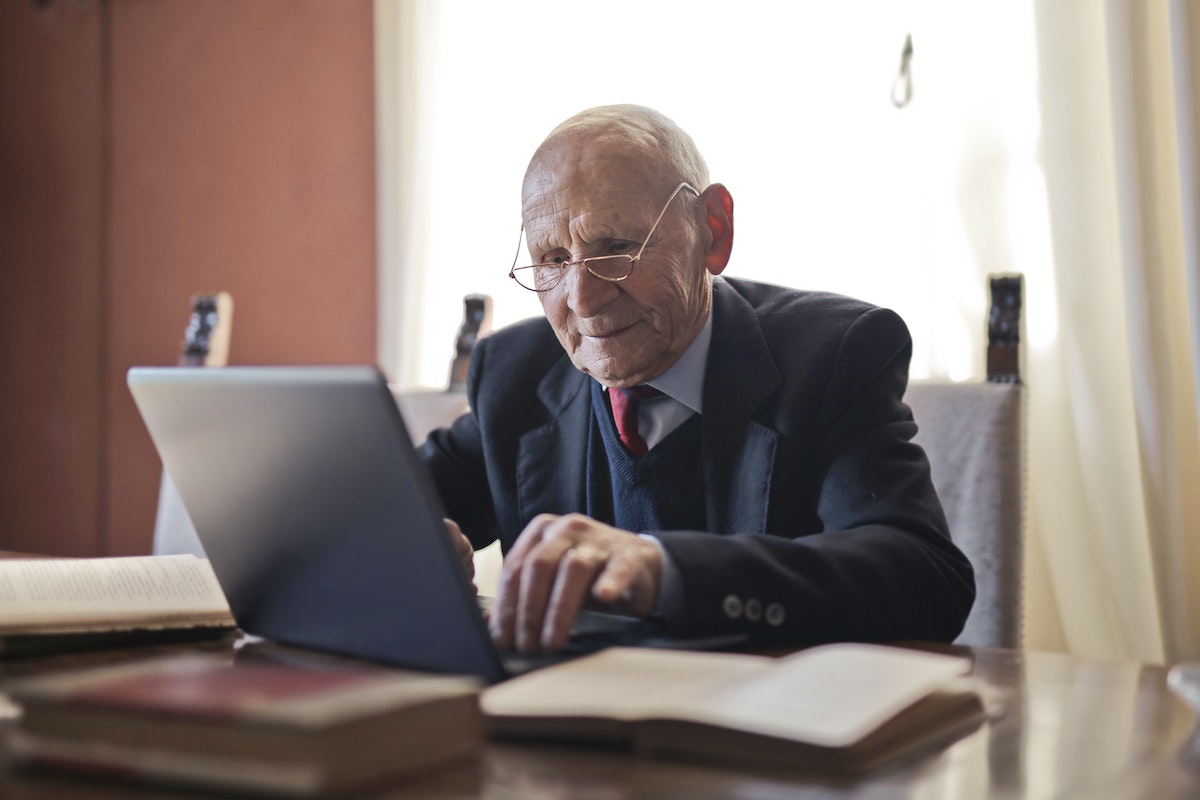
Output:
(127, 365), (507, 683)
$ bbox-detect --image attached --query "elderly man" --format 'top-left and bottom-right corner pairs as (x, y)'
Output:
(425, 105), (974, 653)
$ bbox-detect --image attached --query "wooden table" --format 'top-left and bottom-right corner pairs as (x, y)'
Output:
(0, 641), (1196, 799)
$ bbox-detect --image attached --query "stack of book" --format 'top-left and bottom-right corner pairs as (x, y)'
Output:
(5, 653), (483, 796)
(0, 553), (481, 795)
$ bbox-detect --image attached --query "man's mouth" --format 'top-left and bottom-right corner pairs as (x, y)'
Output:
(581, 321), (637, 340)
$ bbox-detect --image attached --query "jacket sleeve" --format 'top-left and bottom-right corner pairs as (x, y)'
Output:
(657, 307), (976, 645)
(420, 338), (501, 551)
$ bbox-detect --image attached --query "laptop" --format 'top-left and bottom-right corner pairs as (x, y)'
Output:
(127, 366), (742, 683)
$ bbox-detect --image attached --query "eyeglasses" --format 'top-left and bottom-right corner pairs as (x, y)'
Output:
(508, 182), (701, 293)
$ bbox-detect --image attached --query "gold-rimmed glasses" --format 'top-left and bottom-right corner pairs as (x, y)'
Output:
(508, 182), (701, 293)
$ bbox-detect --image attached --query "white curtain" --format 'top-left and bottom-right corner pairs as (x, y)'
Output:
(375, 0), (1200, 664)
(1029, 0), (1200, 663)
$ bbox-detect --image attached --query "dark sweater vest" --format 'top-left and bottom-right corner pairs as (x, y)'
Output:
(585, 381), (706, 533)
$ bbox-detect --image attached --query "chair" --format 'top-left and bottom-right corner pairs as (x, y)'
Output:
(905, 274), (1025, 648)
(151, 292), (233, 557)
(151, 294), (496, 578)
(390, 294), (501, 595)
(392, 294), (492, 443)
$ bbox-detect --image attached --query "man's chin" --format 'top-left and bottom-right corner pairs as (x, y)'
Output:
(579, 361), (657, 389)
(571, 341), (666, 388)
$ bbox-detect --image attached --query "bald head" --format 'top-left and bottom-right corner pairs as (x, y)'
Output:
(522, 105), (709, 205)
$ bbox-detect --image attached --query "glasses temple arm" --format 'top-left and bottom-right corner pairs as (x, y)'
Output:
(509, 224), (527, 276)
(633, 182), (702, 261)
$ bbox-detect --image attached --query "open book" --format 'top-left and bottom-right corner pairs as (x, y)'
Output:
(483, 643), (986, 774)
(0, 555), (235, 657)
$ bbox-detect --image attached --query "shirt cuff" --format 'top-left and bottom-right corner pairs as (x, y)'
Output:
(638, 534), (686, 624)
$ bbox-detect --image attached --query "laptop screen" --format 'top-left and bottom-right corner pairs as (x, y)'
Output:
(128, 366), (507, 683)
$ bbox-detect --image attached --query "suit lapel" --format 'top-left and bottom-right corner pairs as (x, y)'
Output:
(512, 279), (783, 536)
(702, 279), (783, 534)
(515, 357), (591, 524)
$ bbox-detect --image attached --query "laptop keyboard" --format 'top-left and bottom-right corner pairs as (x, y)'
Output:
(477, 596), (750, 677)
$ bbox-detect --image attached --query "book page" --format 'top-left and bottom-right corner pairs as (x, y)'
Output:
(0, 555), (233, 633)
(672, 643), (974, 747)
(482, 647), (771, 721)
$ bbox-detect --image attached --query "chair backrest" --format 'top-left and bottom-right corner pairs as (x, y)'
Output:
(152, 293), (493, 565)
(392, 293), (501, 597)
(150, 292), (234, 556)
(905, 274), (1024, 648)
(448, 294), (493, 392)
(151, 292), (233, 557)
(392, 294), (493, 443)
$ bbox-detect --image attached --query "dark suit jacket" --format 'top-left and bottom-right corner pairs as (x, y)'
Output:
(423, 277), (975, 645)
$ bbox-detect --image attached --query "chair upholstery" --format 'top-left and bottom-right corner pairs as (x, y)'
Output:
(392, 389), (470, 444)
(907, 381), (1023, 648)
(906, 274), (1025, 648)
(152, 476), (206, 557)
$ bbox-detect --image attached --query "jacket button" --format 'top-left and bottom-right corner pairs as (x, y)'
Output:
(722, 594), (743, 619)
(765, 602), (786, 627)
(744, 598), (762, 622)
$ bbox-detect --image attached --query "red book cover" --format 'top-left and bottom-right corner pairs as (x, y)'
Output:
(68, 659), (380, 719)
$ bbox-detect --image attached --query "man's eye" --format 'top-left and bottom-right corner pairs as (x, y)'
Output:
(540, 254), (569, 266)
(608, 241), (635, 255)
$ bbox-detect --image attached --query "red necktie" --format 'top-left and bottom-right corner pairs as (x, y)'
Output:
(608, 386), (662, 457)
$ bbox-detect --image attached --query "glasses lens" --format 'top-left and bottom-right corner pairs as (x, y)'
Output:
(511, 255), (635, 292)
(511, 265), (561, 292)
(585, 255), (635, 281)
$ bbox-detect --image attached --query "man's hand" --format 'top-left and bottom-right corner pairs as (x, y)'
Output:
(489, 513), (662, 653)
(443, 519), (476, 591)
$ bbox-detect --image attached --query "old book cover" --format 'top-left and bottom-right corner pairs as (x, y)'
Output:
(5, 653), (483, 796)
(0, 555), (236, 657)
(482, 643), (985, 774)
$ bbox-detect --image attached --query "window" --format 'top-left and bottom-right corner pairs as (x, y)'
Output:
(380, 1), (1051, 388)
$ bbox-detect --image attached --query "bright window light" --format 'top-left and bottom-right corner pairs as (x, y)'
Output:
(387, 0), (1053, 388)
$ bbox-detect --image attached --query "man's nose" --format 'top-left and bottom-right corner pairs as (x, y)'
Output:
(563, 262), (619, 316)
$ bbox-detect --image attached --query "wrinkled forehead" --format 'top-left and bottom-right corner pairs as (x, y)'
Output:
(521, 134), (678, 226)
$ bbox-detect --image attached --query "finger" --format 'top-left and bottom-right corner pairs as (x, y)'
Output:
(541, 545), (605, 650)
(504, 513), (557, 561)
(490, 558), (521, 650)
(515, 533), (577, 652)
(591, 543), (661, 616)
(442, 519), (475, 581)
(590, 552), (636, 605)
(489, 515), (557, 650)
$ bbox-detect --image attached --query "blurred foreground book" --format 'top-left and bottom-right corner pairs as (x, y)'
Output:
(5, 653), (482, 796)
(483, 643), (986, 775)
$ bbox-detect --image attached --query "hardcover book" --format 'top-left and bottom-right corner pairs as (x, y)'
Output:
(5, 653), (483, 796)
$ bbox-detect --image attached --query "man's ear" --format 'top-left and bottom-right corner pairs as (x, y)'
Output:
(700, 183), (734, 275)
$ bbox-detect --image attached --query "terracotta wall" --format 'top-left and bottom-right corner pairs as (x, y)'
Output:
(0, 0), (378, 556)
(0, 1), (107, 557)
